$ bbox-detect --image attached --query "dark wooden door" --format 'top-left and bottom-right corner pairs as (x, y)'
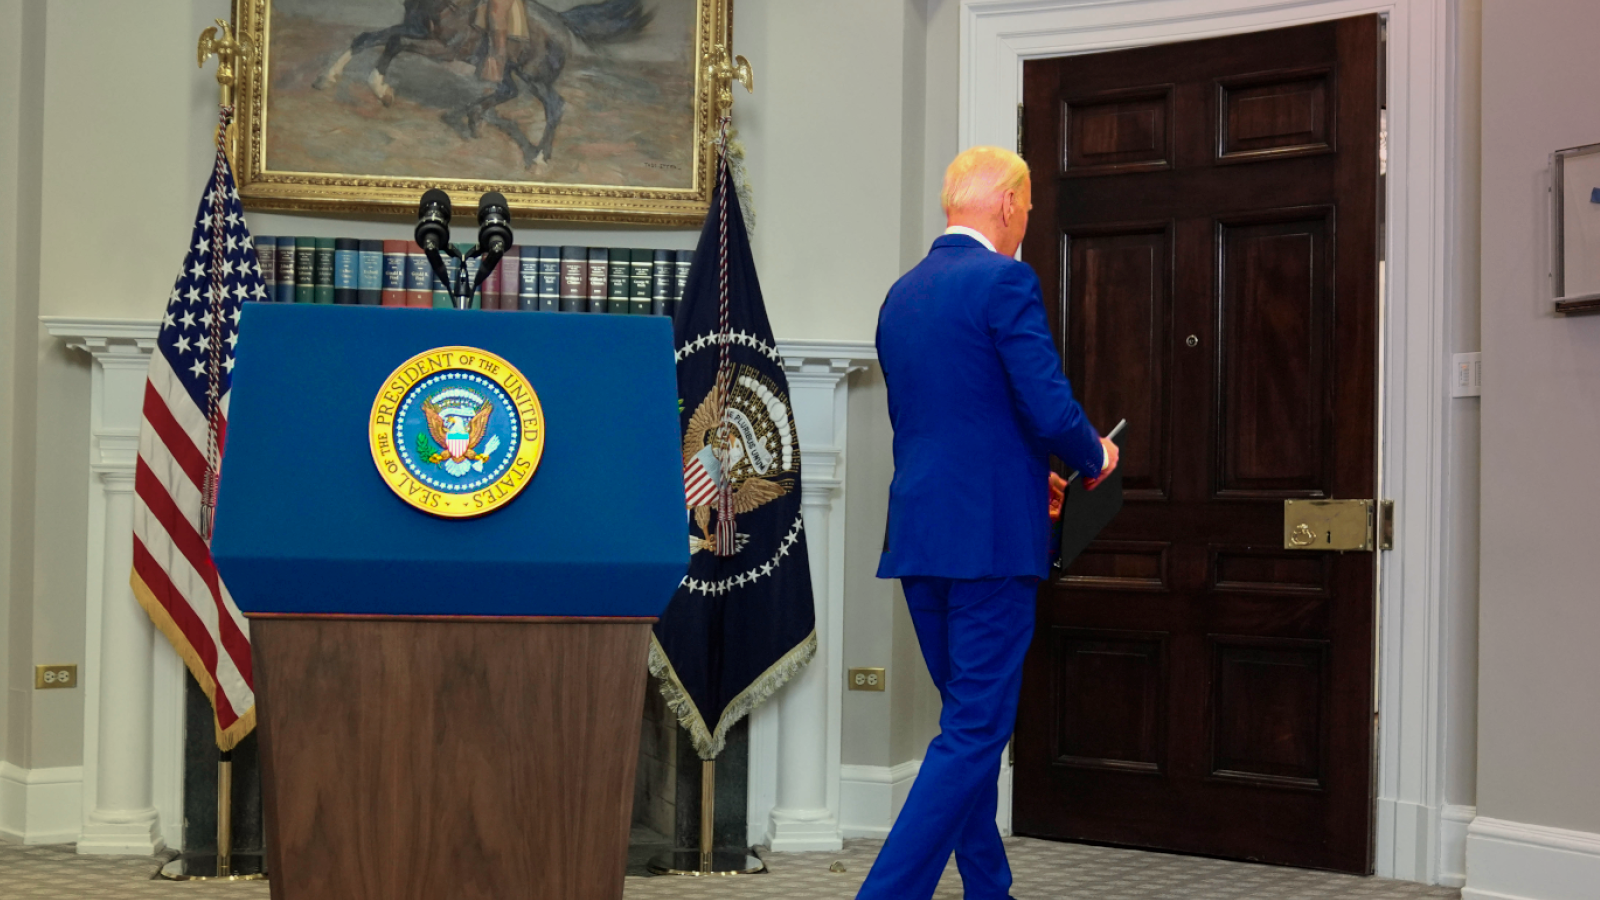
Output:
(1014, 17), (1381, 874)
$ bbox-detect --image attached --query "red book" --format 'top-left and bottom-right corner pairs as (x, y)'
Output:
(381, 240), (407, 307)
(483, 251), (503, 310)
(497, 246), (520, 310)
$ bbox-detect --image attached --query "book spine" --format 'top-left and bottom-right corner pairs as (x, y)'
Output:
(358, 239), (383, 306)
(674, 249), (693, 320)
(651, 249), (673, 316)
(518, 247), (539, 311)
(405, 241), (433, 308)
(314, 237), (336, 305)
(255, 237), (276, 300)
(382, 240), (408, 307)
(483, 249), (503, 310)
(433, 253), (463, 309)
(587, 247), (608, 313)
(498, 246), (520, 311)
(294, 237), (316, 303)
(559, 246), (586, 312)
(607, 249), (630, 314)
(629, 248), (653, 316)
(538, 246), (560, 312)
(334, 238), (359, 305)
(276, 240), (297, 303)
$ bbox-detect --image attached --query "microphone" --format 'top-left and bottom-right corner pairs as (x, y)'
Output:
(476, 191), (513, 256)
(415, 189), (452, 252)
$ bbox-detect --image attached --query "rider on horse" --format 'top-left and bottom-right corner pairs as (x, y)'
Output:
(473, 0), (530, 83)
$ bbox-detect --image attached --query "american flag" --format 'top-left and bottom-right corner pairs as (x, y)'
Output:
(128, 153), (260, 751)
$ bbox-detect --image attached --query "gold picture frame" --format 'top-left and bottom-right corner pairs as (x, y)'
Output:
(232, 0), (729, 225)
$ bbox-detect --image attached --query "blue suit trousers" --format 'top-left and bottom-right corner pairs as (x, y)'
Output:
(856, 576), (1037, 900)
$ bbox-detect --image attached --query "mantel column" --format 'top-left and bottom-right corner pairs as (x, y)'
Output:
(44, 318), (168, 855)
(78, 468), (161, 854)
(766, 348), (869, 852)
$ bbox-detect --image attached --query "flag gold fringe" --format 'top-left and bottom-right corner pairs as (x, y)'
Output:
(649, 627), (817, 760)
(130, 569), (256, 752)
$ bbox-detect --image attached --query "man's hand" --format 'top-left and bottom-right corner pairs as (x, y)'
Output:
(1084, 436), (1120, 491)
(1048, 471), (1068, 522)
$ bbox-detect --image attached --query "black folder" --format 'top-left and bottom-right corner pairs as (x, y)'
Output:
(1053, 421), (1127, 570)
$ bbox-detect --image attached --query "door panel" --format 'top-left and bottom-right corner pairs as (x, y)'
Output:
(1049, 630), (1167, 773)
(1065, 89), (1175, 175)
(1065, 227), (1172, 497)
(1016, 16), (1380, 874)
(1217, 212), (1333, 497)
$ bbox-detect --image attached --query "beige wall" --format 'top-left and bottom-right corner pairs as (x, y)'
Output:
(1478, 0), (1600, 834)
(0, 0), (25, 768)
(1443, 0), (1483, 809)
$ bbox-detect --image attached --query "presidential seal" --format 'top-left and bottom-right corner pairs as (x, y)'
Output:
(368, 346), (544, 518)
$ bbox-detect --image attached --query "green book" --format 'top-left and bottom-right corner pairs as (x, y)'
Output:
(293, 237), (315, 304)
(629, 248), (653, 316)
(607, 248), (631, 314)
(314, 237), (336, 305)
(432, 253), (460, 309)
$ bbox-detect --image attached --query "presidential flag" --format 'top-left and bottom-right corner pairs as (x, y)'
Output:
(649, 156), (816, 759)
(129, 130), (260, 751)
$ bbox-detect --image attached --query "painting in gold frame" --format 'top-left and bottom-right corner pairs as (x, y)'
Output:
(233, 0), (727, 224)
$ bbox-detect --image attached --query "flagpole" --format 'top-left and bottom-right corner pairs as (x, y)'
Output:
(160, 13), (267, 884)
(646, 758), (766, 876)
(647, 39), (765, 877)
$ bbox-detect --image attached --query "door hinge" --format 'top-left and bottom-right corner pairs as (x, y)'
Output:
(1017, 103), (1026, 157)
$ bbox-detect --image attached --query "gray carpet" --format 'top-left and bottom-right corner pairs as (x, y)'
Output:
(0, 837), (1462, 899)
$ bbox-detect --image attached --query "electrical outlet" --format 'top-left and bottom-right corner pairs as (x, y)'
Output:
(848, 667), (886, 692)
(35, 664), (77, 690)
(1451, 352), (1482, 398)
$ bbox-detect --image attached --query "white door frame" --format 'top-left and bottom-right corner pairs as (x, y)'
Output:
(960, 0), (1455, 883)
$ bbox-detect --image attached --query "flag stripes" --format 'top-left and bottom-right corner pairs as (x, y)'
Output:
(130, 152), (258, 751)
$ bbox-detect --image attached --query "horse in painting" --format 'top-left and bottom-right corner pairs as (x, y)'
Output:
(314, 0), (652, 168)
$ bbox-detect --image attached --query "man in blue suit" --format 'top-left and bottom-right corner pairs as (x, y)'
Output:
(859, 146), (1118, 900)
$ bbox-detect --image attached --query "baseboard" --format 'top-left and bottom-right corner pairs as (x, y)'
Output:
(1438, 805), (1475, 888)
(839, 761), (920, 839)
(1463, 815), (1600, 900)
(0, 762), (84, 845)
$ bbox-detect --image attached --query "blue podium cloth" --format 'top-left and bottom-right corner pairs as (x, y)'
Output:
(211, 304), (687, 619)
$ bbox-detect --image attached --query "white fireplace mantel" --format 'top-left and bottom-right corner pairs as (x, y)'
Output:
(41, 316), (875, 853)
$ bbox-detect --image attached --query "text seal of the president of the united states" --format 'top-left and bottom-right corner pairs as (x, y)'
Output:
(369, 346), (545, 518)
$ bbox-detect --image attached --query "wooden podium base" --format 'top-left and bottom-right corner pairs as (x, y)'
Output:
(251, 616), (653, 900)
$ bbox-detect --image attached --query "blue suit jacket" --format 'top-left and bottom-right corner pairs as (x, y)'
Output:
(877, 234), (1103, 580)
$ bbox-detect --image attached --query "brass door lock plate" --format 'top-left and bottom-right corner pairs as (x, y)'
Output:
(35, 664), (77, 689)
(1284, 500), (1375, 552)
(848, 668), (886, 691)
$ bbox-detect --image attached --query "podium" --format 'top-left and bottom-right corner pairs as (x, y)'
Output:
(211, 304), (688, 900)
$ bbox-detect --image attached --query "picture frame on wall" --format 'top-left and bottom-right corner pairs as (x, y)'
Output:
(232, 0), (727, 225)
(1552, 141), (1600, 314)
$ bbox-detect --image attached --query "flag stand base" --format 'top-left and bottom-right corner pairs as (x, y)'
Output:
(156, 751), (267, 882)
(646, 849), (766, 877)
(158, 852), (267, 882)
(646, 760), (767, 876)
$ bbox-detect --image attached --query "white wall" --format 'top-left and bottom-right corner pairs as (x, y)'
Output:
(1477, 0), (1600, 837)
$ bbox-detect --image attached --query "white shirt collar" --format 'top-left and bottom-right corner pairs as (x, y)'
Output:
(943, 225), (996, 253)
